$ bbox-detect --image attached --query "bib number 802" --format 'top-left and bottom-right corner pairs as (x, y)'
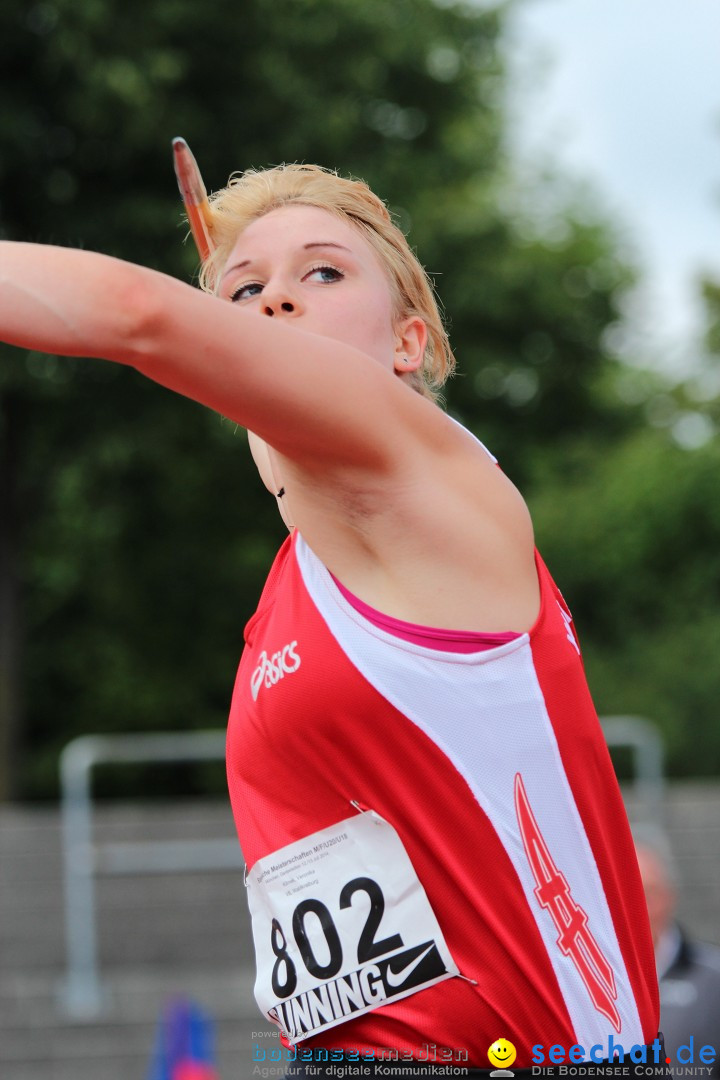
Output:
(270, 876), (404, 998)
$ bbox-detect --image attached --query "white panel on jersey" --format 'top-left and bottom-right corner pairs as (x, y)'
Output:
(295, 535), (644, 1055)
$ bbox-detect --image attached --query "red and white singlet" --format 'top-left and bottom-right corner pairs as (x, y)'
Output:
(226, 530), (658, 1065)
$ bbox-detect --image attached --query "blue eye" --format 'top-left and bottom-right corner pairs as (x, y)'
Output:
(306, 265), (344, 284)
(230, 282), (263, 303)
(228, 264), (343, 302)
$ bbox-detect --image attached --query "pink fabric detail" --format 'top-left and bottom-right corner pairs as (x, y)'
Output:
(330, 574), (521, 652)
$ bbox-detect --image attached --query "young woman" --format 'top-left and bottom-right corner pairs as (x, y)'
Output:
(1, 165), (663, 1077)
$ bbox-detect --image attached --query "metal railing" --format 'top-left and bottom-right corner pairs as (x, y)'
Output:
(58, 731), (242, 1018)
(601, 714), (666, 827)
(58, 716), (665, 1018)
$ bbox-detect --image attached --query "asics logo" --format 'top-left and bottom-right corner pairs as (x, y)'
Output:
(557, 602), (580, 655)
(250, 641), (301, 701)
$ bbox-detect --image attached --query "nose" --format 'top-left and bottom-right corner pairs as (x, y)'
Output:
(261, 278), (302, 318)
(263, 300), (295, 317)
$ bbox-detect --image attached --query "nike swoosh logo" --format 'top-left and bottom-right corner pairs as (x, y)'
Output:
(384, 943), (436, 988)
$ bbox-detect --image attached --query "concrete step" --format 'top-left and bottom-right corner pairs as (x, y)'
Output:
(0, 801), (273, 1080)
(2, 880), (253, 969)
(0, 967), (278, 1080)
(0, 800), (251, 971)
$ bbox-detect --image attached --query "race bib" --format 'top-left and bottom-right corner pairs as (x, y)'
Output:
(247, 810), (459, 1043)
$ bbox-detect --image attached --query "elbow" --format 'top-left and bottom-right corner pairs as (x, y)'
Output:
(107, 269), (173, 368)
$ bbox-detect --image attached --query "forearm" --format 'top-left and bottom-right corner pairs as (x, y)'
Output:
(0, 241), (156, 364)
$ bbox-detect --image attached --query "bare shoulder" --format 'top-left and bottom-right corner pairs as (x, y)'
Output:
(434, 415), (533, 537)
(412, 418), (539, 629)
(382, 401), (533, 547)
(279, 407), (539, 634)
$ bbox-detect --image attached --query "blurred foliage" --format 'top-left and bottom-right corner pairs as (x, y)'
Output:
(1, 0), (719, 798)
(702, 277), (720, 359)
(529, 430), (720, 777)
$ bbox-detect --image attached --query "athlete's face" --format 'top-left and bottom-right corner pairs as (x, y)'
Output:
(219, 203), (423, 374)
(220, 204), (426, 513)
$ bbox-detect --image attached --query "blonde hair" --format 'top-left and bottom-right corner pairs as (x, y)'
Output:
(198, 164), (455, 402)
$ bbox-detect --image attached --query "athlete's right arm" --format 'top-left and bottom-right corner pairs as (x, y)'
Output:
(0, 241), (434, 475)
(1, 241), (539, 628)
(0, 243), (153, 364)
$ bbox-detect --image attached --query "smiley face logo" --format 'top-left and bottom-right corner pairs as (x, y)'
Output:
(488, 1039), (517, 1070)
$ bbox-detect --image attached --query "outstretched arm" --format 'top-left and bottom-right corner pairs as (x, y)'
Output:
(1, 240), (539, 630)
(0, 241), (437, 472)
(0, 243), (152, 363)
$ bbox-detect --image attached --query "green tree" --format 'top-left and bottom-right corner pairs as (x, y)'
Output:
(528, 415), (720, 776)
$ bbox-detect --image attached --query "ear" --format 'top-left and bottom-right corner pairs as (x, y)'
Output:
(393, 316), (427, 374)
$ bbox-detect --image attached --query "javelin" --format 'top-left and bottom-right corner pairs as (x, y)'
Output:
(172, 137), (216, 262)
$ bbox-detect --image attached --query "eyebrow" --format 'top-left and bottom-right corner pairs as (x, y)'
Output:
(221, 241), (353, 282)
